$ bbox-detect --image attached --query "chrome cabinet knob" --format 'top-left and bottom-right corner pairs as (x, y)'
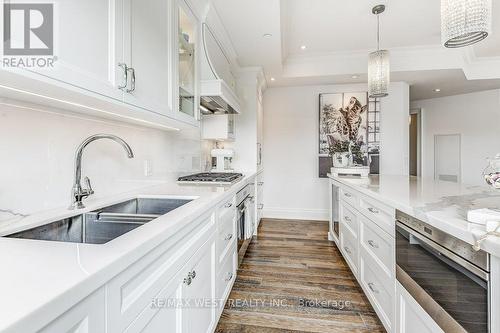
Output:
(225, 202), (233, 208)
(368, 207), (380, 214)
(225, 272), (233, 282)
(224, 234), (233, 241)
(344, 246), (351, 254)
(368, 240), (379, 248)
(368, 282), (379, 294)
(183, 276), (192, 285)
(189, 270), (196, 279)
(344, 192), (352, 198)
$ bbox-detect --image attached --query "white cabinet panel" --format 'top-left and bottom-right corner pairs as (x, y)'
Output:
(39, 288), (105, 333)
(181, 234), (217, 333)
(122, 0), (171, 114)
(29, 0), (124, 101)
(396, 282), (444, 333)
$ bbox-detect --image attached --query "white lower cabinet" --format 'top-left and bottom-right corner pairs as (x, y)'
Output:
(39, 288), (106, 333)
(333, 181), (396, 333)
(181, 233), (217, 333)
(396, 282), (444, 333)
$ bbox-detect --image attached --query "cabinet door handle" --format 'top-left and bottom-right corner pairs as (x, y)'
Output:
(225, 272), (233, 282)
(189, 270), (196, 279)
(183, 276), (192, 286)
(118, 63), (128, 90)
(343, 246), (351, 254)
(225, 202), (233, 208)
(344, 216), (352, 222)
(344, 192), (352, 198)
(224, 234), (233, 241)
(258, 204), (264, 210)
(368, 240), (379, 249)
(126, 67), (136, 93)
(368, 207), (379, 214)
(368, 282), (379, 294)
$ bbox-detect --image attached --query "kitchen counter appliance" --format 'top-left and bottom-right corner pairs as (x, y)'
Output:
(177, 172), (243, 185)
(396, 210), (490, 333)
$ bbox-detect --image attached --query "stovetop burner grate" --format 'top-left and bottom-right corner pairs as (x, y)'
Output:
(178, 172), (243, 183)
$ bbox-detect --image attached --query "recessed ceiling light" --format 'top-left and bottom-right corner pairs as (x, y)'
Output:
(270, 77), (276, 81)
(351, 75), (359, 79)
(300, 45), (307, 50)
(434, 88), (441, 92)
(263, 33), (272, 38)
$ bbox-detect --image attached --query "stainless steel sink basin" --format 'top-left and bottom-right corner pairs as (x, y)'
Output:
(5, 197), (193, 244)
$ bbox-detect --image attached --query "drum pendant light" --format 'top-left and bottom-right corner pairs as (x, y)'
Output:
(441, 0), (492, 48)
(368, 5), (390, 98)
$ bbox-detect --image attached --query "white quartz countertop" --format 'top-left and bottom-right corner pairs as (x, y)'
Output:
(0, 174), (256, 333)
(330, 175), (500, 257)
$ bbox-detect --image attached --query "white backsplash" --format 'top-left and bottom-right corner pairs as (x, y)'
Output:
(0, 102), (204, 223)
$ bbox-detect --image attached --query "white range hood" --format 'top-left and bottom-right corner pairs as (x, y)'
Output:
(200, 22), (241, 115)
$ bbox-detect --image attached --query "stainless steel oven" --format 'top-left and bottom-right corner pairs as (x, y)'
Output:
(236, 183), (255, 266)
(396, 210), (490, 333)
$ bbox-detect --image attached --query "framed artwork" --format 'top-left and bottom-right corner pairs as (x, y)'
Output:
(318, 92), (380, 177)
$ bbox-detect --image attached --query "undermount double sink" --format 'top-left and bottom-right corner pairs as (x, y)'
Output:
(5, 197), (194, 245)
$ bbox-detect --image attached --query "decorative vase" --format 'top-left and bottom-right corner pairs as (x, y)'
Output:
(483, 154), (500, 189)
(332, 152), (351, 168)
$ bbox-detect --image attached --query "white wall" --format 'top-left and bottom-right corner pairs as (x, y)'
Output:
(262, 83), (410, 221)
(0, 101), (203, 223)
(412, 89), (500, 185)
(380, 82), (410, 176)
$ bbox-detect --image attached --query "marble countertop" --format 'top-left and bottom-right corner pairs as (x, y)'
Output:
(330, 175), (500, 257)
(0, 174), (255, 333)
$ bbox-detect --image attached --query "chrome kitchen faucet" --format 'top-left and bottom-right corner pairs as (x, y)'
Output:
(70, 134), (134, 210)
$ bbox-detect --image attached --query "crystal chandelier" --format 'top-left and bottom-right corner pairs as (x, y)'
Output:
(368, 5), (390, 98)
(441, 0), (492, 48)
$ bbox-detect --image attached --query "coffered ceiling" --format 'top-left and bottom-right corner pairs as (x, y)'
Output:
(212, 0), (500, 100)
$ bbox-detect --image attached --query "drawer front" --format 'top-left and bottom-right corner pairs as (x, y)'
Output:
(217, 210), (236, 263)
(340, 202), (358, 236)
(107, 213), (215, 333)
(360, 247), (394, 331)
(340, 187), (359, 207)
(360, 216), (394, 277)
(340, 224), (358, 275)
(216, 243), (237, 311)
(218, 196), (236, 222)
(359, 196), (394, 236)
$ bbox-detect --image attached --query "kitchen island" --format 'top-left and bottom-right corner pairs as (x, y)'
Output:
(329, 174), (500, 333)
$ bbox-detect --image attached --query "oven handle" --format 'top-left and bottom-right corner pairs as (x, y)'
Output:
(396, 222), (489, 281)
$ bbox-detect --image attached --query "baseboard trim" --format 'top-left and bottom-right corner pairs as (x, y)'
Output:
(263, 207), (329, 221)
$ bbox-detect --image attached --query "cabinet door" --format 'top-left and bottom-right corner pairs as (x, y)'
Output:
(175, 0), (199, 120)
(139, 286), (179, 333)
(396, 282), (444, 333)
(39, 288), (105, 333)
(29, 0), (124, 101)
(181, 235), (216, 333)
(122, 0), (171, 114)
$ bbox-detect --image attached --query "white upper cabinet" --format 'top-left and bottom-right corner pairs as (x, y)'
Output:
(29, 0), (124, 101)
(176, 0), (200, 121)
(121, 0), (171, 114)
(0, 0), (200, 128)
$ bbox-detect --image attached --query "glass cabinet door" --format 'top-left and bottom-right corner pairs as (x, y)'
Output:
(177, 2), (198, 119)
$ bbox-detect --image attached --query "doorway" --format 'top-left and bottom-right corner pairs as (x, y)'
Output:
(409, 109), (421, 176)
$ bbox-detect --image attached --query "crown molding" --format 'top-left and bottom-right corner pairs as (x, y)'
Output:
(281, 44), (500, 81)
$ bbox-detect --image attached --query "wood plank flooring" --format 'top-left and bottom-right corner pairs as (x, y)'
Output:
(215, 218), (385, 333)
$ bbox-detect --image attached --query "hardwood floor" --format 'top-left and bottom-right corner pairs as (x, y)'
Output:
(215, 218), (385, 333)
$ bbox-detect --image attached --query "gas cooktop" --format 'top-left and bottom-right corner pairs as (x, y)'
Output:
(177, 172), (243, 184)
